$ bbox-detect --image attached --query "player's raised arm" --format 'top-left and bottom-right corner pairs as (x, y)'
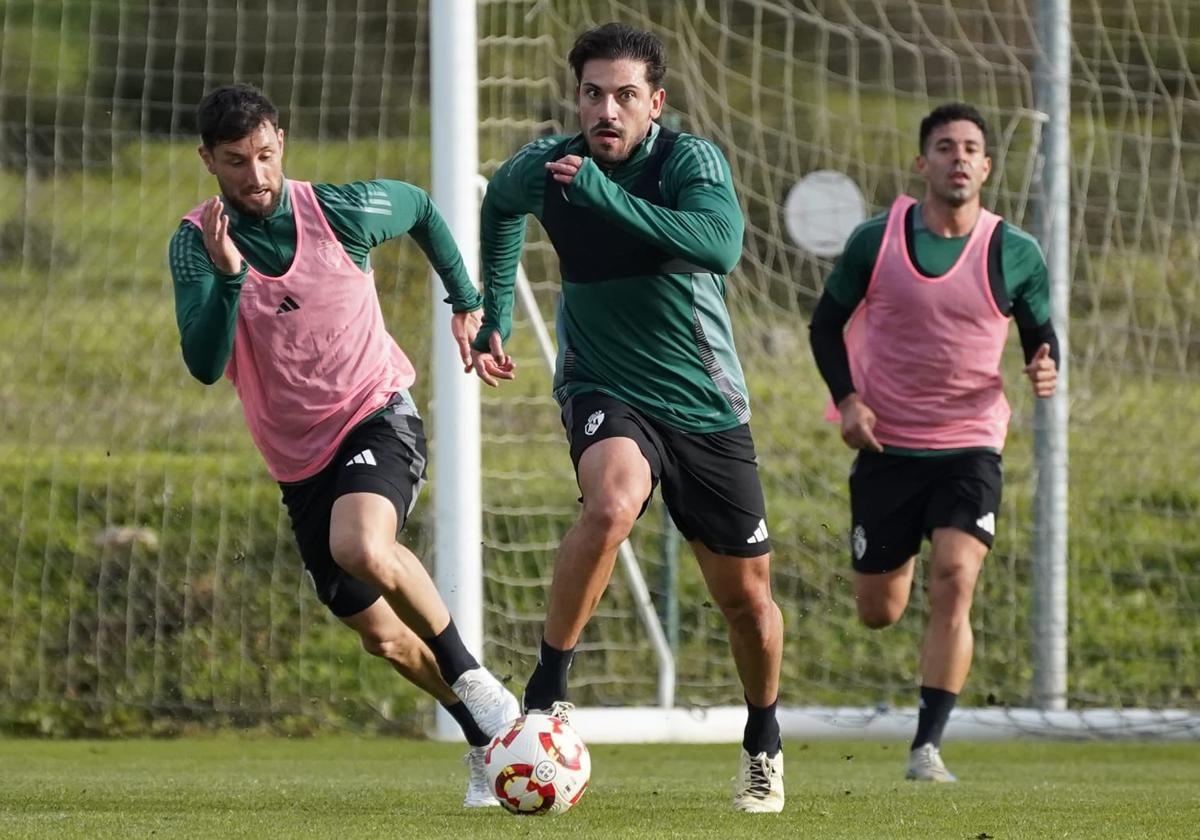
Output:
(553, 136), (744, 275)
(169, 215), (246, 384)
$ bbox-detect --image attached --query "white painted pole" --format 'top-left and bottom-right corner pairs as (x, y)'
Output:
(430, 0), (482, 740)
(1032, 0), (1071, 712)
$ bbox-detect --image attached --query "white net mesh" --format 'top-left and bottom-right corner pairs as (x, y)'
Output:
(476, 0), (1200, 717)
(0, 0), (440, 733)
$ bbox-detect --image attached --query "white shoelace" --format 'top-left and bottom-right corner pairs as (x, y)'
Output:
(745, 756), (773, 796)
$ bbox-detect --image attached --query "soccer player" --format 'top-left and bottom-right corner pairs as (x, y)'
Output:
(470, 24), (785, 813)
(808, 102), (1060, 781)
(168, 84), (519, 806)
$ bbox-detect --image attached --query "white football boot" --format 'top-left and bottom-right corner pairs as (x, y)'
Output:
(523, 700), (575, 726)
(451, 668), (520, 739)
(905, 743), (958, 782)
(462, 745), (500, 808)
(733, 748), (785, 813)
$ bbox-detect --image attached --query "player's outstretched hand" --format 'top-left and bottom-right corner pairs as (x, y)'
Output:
(451, 309), (483, 370)
(838, 393), (884, 453)
(1023, 343), (1058, 398)
(200, 196), (242, 274)
(468, 330), (516, 387)
(545, 155), (584, 186)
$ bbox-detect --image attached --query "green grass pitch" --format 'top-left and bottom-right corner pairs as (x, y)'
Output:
(1, 736), (1198, 838)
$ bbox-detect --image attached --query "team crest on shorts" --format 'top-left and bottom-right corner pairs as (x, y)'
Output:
(852, 524), (868, 560)
(584, 410), (605, 436)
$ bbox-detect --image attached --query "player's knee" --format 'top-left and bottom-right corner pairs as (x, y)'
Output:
(857, 598), (904, 629)
(716, 589), (778, 636)
(358, 628), (393, 658)
(360, 630), (420, 669)
(330, 535), (395, 586)
(929, 568), (977, 614)
(579, 496), (639, 542)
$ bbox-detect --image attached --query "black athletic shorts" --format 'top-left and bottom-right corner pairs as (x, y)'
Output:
(278, 393), (428, 617)
(848, 449), (1002, 574)
(562, 391), (770, 558)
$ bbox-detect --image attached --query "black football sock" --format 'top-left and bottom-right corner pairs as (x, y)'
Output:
(743, 696), (782, 757)
(421, 618), (479, 686)
(522, 638), (574, 711)
(912, 685), (958, 750)
(443, 700), (491, 747)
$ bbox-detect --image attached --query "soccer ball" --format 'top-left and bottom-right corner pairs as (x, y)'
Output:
(483, 713), (591, 815)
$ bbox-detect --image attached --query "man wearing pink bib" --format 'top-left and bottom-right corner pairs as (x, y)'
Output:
(169, 85), (518, 806)
(809, 103), (1059, 782)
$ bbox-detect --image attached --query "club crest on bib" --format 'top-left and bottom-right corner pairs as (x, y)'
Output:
(316, 238), (344, 270)
(852, 524), (868, 560)
(584, 410), (605, 436)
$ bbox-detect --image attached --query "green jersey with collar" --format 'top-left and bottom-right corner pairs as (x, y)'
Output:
(475, 122), (751, 434)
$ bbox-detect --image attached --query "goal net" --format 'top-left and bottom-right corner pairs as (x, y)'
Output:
(0, 0), (445, 734)
(475, 0), (1200, 735)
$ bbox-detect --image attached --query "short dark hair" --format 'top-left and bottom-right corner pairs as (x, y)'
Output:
(568, 23), (667, 89)
(197, 84), (279, 149)
(919, 102), (989, 154)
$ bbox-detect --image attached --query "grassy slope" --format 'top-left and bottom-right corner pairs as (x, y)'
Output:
(0, 737), (1198, 839)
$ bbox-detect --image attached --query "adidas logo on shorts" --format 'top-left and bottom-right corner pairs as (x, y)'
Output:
(346, 449), (377, 467)
(746, 518), (769, 544)
(975, 512), (995, 536)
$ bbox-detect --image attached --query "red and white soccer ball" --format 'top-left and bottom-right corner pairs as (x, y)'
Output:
(484, 713), (591, 815)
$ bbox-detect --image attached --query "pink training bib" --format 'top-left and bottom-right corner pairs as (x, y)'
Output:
(830, 195), (1012, 451)
(184, 179), (415, 481)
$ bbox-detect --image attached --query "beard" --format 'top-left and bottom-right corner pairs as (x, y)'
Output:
(586, 122), (650, 166)
(588, 142), (625, 165)
(223, 185), (282, 220)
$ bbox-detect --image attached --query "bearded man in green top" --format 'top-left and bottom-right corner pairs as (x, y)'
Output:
(470, 23), (785, 813)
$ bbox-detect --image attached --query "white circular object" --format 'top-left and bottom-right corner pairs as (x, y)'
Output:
(485, 713), (592, 816)
(783, 170), (867, 257)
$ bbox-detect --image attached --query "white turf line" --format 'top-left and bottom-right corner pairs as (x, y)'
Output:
(533, 706), (1200, 742)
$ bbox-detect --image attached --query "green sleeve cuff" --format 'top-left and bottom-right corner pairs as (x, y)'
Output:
(470, 325), (499, 353)
(565, 157), (606, 206)
(444, 290), (484, 313)
(215, 264), (249, 284)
